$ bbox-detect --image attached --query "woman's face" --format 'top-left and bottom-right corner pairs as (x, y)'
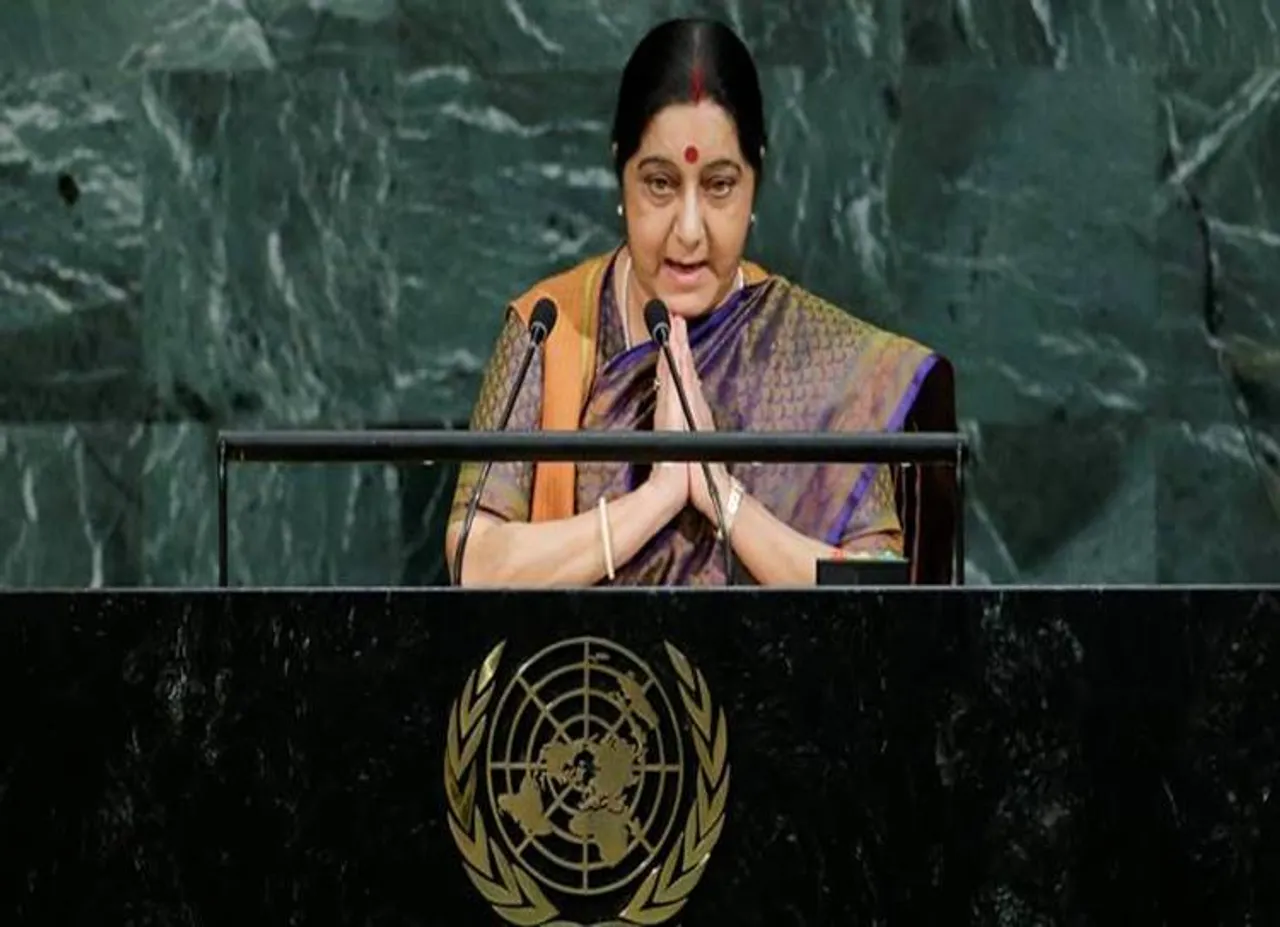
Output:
(621, 100), (756, 320)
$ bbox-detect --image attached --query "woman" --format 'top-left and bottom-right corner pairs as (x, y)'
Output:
(446, 18), (953, 588)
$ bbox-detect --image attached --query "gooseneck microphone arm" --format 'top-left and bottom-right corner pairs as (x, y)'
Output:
(643, 299), (735, 586)
(451, 298), (558, 587)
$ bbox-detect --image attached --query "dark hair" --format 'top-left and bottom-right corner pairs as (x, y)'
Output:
(610, 18), (766, 183)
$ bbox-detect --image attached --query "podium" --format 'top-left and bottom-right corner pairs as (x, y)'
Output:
(1, 587), (1276, 924)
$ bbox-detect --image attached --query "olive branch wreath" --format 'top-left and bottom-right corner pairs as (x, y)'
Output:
(443, 640), (730, 927)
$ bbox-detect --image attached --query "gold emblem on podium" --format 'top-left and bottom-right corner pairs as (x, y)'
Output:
(444, 637), (730, 926)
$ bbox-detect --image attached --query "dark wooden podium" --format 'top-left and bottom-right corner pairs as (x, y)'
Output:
(1, 587), (1277, 925)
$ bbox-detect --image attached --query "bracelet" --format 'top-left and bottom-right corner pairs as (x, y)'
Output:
(718, 478), (745, 540)
(597, 497), (616, 580)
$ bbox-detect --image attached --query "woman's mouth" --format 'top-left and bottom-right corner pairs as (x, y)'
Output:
(663, 259), (709, 285)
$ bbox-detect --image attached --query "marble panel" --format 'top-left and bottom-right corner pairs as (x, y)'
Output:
(391, 66), (619, 421)
(903, 0), (1158, 67)
(962, 415), (1156, 584)
(1156, 69), (1280, 583)
(1156, 421), (1280, 583)
(890, 66), (1159, 426)
(140, 62), (399, 426)
(1160, 0), (1280, 68)
(398, 0), (901, 71)
(751, 64), (900, 323)
(0, 425), (142, 587)
(0, 71), (144, 421)
(0, 0), (402, 73)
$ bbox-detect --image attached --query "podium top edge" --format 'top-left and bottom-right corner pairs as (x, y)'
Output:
(215, 430), (970, 465)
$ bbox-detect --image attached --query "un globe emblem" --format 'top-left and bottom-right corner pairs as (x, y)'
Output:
(487, 638), (684, 895)
(444, 637), (730, 927)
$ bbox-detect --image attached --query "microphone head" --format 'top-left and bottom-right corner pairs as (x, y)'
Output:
(642, 299), (670, 343)
(528, 297), (558, 343)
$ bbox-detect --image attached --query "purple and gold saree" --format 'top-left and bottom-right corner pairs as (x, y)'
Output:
(450, 249), (953, 586)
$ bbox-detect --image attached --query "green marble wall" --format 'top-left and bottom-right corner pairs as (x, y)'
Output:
(1, 0), (1277, 587)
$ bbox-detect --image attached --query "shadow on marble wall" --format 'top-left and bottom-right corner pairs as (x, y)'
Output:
(0, 0), (1278, 587)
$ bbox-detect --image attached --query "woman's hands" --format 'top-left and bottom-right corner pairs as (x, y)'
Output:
(666, 317), (732, 520)
(649, 315), (732, 522)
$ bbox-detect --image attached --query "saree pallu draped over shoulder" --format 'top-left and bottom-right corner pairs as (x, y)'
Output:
(455, 248), (946, 586)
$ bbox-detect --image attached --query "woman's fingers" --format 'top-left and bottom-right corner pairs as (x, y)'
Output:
(657, 341), (674, 392)
(654, 349), (684, 432)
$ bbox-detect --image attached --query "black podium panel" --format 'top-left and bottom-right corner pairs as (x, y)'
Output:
(1, 588), (1278, 925)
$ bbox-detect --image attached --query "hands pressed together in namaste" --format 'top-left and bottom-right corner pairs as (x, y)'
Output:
(649, 316), (732, 520)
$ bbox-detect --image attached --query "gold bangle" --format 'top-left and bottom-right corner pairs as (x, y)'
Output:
(719, 479), (744, 540)
(597, 497), (616, 580)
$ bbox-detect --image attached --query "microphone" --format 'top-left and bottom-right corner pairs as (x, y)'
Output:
(643, 299), (734, 586)
(451, 298), (558, 587)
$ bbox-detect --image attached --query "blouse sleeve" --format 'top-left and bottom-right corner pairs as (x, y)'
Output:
(837, 464), (904, 556)
(448, 308), (543, 526)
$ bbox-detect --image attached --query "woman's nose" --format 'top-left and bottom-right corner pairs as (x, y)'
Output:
(674, 190), (703, 247)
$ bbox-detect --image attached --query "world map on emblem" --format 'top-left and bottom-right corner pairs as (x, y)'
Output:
(485, 638), (687, 896)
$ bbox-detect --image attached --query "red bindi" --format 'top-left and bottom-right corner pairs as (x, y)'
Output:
(683, 144), (699, 164)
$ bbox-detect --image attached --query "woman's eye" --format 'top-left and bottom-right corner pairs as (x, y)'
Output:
(707, 178), (735, 197)
(646, 176), (674, 195)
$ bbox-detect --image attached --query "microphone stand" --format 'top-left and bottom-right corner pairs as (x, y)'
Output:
(451, 306), (554, 587)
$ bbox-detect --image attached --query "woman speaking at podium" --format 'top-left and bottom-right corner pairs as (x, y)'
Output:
(447, 18), (952, 588)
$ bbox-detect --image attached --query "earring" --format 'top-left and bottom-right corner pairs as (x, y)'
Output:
(617, 203), (623, 217)
(750, 212), (757, 225)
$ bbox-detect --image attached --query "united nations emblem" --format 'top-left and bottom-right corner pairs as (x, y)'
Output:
(444, 637), (730, 926)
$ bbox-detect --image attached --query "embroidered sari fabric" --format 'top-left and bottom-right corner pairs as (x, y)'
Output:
(450, 250), (941, 585)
